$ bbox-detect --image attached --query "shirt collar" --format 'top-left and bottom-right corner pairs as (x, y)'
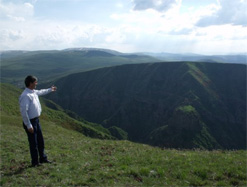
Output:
(25, 88), (35, 93)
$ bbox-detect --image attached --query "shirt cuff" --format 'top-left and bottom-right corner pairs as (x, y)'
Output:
(26, 123), (33, 129)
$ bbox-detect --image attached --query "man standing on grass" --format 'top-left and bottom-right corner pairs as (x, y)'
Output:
(19, 75), (57, 167)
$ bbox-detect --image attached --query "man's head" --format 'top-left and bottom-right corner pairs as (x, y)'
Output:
(25, 75), (38, 89)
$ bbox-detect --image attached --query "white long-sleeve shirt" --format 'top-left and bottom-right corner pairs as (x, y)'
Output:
(19, 88), (52, 129)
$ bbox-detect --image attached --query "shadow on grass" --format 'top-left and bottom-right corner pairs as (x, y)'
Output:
(3, 161), (31, 176)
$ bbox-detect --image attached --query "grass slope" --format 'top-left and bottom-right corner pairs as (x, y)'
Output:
(1, 50), (159, 86)
(0, 83), (114, 140)
(1, 85), (247, 186)
(1, 113), (247, 186)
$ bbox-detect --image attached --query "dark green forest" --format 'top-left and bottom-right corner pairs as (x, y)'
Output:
(44, 61), (246, 150)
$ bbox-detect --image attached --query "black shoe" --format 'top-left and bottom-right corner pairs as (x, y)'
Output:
(40, 160), (52, 164)
(31, 163), (41, 167)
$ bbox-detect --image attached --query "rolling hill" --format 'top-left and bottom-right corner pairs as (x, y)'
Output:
(44, 61), (246, 150)
(1, 48), (245, 88)
(145, 52), (247, 64)
(0, 49), (159, 86)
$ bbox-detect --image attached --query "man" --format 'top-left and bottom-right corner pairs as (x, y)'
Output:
(19, 75), (57, 167)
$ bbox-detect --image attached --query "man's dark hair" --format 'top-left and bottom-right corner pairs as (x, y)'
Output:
(25, 75), (38, 87)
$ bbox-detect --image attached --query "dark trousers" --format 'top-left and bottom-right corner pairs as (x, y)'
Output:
(23, 118), (47, 165)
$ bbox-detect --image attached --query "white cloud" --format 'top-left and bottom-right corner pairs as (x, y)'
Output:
(132, 0), (181, 12)
(0, 18), (115, 50)
(0, 1), (34, 22)
(105, 30), (126, 43)
(116, 2), (124, 8)
(0, 0), (246, 54)
(197, 0), (247, 27)
(0, 29), (23, 43)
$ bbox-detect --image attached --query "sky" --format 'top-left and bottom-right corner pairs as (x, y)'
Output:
(0, 0), (247, 55)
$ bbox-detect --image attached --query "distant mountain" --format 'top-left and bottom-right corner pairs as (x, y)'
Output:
(63, 47), (124, 56)
(45, 61), (246, 149)
(0, 49), (159, 86)
(1, 48), (245, 88)
(145, 52), (247, 64)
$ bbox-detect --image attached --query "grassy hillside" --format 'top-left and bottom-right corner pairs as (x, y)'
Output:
(0, 83), (114, 140)
(1, 50), (159, 86)
(45, 61), (246, 149)
(1, 84), (246, 186)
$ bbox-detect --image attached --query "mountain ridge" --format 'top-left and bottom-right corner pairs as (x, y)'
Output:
(0, 49), (159, 86)
(1, 48), (246, 86)
(45, 61), (246, 149)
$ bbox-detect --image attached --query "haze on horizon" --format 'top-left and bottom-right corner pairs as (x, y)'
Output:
(0, 0), (247, 55)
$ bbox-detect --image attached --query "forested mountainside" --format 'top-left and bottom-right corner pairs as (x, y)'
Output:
(45, 62), (246, 149)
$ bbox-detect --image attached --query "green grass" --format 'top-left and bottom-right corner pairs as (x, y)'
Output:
(187, 63), (211, 88)
(1, 83), (247, 186)
(176, 105), (197, 114)
(1, 114), (247, 186)
(0, 83), (114, 140)
(187, 63), (219, 99)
